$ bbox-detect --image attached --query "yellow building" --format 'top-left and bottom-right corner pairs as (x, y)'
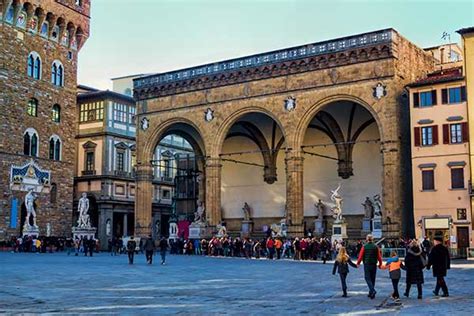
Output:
(408, 66), (472, 256)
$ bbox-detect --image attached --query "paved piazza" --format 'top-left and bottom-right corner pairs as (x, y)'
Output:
(0, 253), (473, 315)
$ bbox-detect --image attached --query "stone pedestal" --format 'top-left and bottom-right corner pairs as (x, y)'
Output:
(314, 219), (325, 235)
(241, 220), (254, 237)
(372, 217), (383, 239)
(72, 227), (97, 240)
(23, 225), (39, 238)
(362, 218), (372, 232)
(189, 224), (210, 239)
(331, 221), (348, 244)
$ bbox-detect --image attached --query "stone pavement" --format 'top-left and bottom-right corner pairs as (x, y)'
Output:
(0, 252), (473, 315)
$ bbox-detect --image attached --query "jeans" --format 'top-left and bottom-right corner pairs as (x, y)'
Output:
(160, 250), (166, 264)
(435, 276), (449, 295)
(391, 278), (400, 298)
(145, 250), (153, 264)
(364, 264), (377, 294)
(339, 273), (348, 292)
(128, 251), (134, 264)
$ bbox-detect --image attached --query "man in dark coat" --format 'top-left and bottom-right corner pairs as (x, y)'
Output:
(127, 236), (137, 264)
(159, 236), (169, 265)
(144, 235), (155, 264)
(402, 241), (425, 299)
(357, 234), (383, 299)
(427, 236), (451, 297)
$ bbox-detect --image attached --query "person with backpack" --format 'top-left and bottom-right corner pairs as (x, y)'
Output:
(332, 247), (358, 297)
(402, 241), (425, 299)
(144, 235), (155, 264)
(127, 236), (137, 264)
(381, 250), (402, 301)
(356, 234), (383, 299)
(427, 236), (451, 297)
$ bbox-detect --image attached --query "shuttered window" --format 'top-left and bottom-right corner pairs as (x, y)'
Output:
(422, 169), (435, 190)
(451, 168), (464, 189)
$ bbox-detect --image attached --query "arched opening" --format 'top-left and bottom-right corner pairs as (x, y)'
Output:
(220, 112), (286, 232)
(150, 123), (206, 238)
(301, 100), (382, 236)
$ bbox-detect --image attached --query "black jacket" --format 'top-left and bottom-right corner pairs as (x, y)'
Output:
(402, 247), (424, 284)
(144, 238), (155, 251)
(427, 244), (450, 277)
(332, 258), (357, 275)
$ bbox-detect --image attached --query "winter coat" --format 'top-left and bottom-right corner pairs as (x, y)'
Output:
(144, 238), (155, 251)
(427, 244), (450, 277)
(332, 258), (357, 275)
(402, 247), (424, 284)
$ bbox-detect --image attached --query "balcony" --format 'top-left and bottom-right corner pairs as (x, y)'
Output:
(81, 170), (96, 176)
(114, 170), (131, 178)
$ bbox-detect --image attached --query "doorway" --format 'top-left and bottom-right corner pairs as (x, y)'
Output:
(457, 226), (469, 258)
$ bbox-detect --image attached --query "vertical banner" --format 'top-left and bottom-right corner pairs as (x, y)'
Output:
(10, 198), (18, 228)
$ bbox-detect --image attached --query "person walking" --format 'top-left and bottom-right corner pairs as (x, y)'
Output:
(88, 238), (94, 257)
(402, 241), (425, 299)
(427, 236), (450, 297)
(144, 235), (155, 264)
(356, 234), (382, 299)
(127, 236), (137, 264)
(332, 247), (358, 297)
(266, 237), (275, 260)
(274, 238), (282, 259)
(83, 236), (89, 256)
(381, 250), (402, 301)
(159, 236), (168, 265)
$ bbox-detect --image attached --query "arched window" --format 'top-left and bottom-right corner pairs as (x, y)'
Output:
(27, 98), (38, 117)
(49, 135), (61, 161)
(27, 52), (41, 79)
(52, 104), (61, 122)
(24, 128), (39, 157)
(51, 60), (64, 86)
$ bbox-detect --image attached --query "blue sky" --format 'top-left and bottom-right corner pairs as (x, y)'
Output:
(78, 0), (474, 90)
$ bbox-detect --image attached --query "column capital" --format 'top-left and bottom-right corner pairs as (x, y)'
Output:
(206, 157), (222, 168)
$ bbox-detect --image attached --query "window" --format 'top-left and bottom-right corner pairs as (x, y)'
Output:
(162, 189), (171, 199)
(443, 123), (468, 144)
(422, 169), (435, 191)
(80, 102), (104, 122)
(442, 86), (467, 104)
(421, 126), (433, 146)
(52, 104), (61, 123)
(451, 168), (464, 189)
(457, 208), (467, 220)
(23, 129), (39, 157)
(116, 152), (124, 171)
(129, 106), (136, 125)
(49, 136), (61, 161)
(27, 54), (40, 78)
(85, 152), (94, 171)
(450, 124), (462, 144)
(163, 159), (171, 178)
(414, 90), (437, 107)
(113, 103), (127, 122)
(51, 61), (64, 86)
(27, 98), (38, 117)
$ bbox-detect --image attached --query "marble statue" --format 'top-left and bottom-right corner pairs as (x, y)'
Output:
(193, 200), (206, 224)
(362, 197), (374, 219)
(216, 223), (227, 237)
(46, 223), (51, 237)
(315, 199), (326, 219)
(242, 202), (251, 221)
(330, 184), (343, 222)
(77, 193), (91, 228)
(373, 194), (382, 217)
(24, 189), (37, 228)
(106, 219), (111, 236)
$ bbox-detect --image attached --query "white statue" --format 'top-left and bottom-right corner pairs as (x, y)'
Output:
(216, 223), (227, 237)
(106, 219), (111, 236)
(242, 202), (251, 221)
(77, 193), (91, 228)
(362, 197), (374, 219)
(46, 223), (51, 237)
(330, 184), (343, 222)
(193, 200), (206, 224)
(24, 189), (37, 228)
(373, 194), (382, 217)
(315, 199), (326, 219)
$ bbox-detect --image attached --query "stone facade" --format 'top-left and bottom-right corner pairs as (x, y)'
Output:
(133, 29), (435, 239)
(0, 0), (89, 239)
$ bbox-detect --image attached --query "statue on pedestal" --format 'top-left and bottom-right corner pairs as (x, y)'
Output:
(24, 189), (38, 228)
(77, 193), (91, 228)
(330, 184), (343, 222)
(106, 219), (111, 236)
(242, 202), (251, 221)
(216, 222), (227, 237)
(314, 199), (326, 219)
(373, 194), (382, 217)
(193, 200), (206, 224)
(362, 197), (374, 219)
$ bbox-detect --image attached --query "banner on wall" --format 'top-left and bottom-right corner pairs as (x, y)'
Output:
(10, 198), (18, 229)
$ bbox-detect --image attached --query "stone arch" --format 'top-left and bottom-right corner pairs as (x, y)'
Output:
(212, 106), (288, 157)
(294, 94), (384, 151)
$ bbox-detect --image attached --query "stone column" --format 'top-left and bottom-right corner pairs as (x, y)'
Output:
(135, 163), (153, 237)
(205, 157), (222, 227)
(285, 151), (304, 236)
(381, 141), (402, 237)
(123, 213), (128, 236)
